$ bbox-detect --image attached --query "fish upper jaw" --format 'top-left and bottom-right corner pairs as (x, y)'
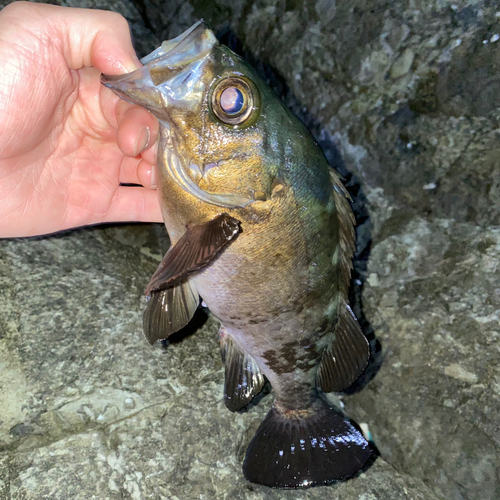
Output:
(100, 20), (218, 115)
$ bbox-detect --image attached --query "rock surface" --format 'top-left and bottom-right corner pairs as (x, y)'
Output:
(1, 0), (499, 499)
(0, 228), (439, 500)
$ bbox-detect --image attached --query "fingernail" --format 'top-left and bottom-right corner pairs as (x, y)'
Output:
(125, 55), (142, 72)
(134, 126), (150, 156)
(121, 53), (141, 73)
(150, 165), (156, 189)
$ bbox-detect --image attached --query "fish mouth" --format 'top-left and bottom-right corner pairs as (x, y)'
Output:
(100, 20), (214, 113)
(101, 21), (254, 209)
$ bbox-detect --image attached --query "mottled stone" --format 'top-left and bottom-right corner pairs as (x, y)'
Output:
(351, 212), (500, 500)
(390, 48), (414, 79)
(0, 228), (439, 500)
(1, 0), (499, 498)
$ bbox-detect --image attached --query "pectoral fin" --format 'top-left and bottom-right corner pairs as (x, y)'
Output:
(143, 281), (199, 345)
(143, 213), (241, 344)
(145, 213), (241, 295)
(317, 302), (370, 393)
(220, 328), (265, 411)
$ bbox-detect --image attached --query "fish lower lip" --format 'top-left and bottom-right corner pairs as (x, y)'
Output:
(167, 152), (253, 208)
(187, 162), (220, 181)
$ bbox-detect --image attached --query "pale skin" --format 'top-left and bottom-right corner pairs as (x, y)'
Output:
(0, 2), (162, 237)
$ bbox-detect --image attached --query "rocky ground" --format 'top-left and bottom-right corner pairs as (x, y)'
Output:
(0, 0), (498, 499)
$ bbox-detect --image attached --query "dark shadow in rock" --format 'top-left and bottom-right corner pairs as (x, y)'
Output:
(160, 307), (210, 346)
(131, 0), (154, 31)
(9, 423), (34, 438)
(12, 226), (85, 242)
(11, 221), (162, 244)
(215, 28), (383, 394)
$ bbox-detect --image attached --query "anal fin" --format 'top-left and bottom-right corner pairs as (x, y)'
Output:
(220, 328), (265, 412)
(143, 280), (199, 345)
(317, 302), (369, 393)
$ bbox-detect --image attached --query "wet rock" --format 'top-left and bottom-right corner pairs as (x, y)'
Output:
(350, 212), (500, 500)
(0, 228), (439, 500)
(1, 0), (499, 499)
(390, 48), (414, 79)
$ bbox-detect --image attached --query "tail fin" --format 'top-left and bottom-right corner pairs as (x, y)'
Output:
(243, 399), (371, 488)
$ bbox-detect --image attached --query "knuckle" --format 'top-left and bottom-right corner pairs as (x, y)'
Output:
(2, 1), (30, 17)
(103, 10), (129, 31)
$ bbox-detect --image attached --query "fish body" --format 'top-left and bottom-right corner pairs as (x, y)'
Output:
(102, 21), (371, 488)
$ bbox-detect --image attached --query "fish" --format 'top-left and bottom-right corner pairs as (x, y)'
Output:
(101, 21), (372, 488)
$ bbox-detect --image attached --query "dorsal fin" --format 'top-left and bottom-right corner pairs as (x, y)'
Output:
(317, 171), (369, 392)
(329, 170), (356, 299)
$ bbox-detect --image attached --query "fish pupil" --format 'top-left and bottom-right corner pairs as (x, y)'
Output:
(210, 77), (259, 126)
(220, 87), (244, 114)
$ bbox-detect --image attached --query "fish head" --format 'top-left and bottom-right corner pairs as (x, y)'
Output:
(101, 21), (291, 212)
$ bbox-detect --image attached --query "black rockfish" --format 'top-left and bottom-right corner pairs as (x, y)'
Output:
(102, 21), (371, 488)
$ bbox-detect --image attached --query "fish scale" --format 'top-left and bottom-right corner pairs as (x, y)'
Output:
(102, 20), (372, 489)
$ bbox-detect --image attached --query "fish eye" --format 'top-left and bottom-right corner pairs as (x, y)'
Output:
(210, 77), (260, 126)
(220, 87), (244, 114)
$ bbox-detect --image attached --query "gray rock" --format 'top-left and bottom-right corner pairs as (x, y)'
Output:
(1, 0), (499, 498)
(351, 211), (500, 500)
(0, 228), (439, 500)
(390, 48), (414, 79)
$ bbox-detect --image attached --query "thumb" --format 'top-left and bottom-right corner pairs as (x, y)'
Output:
(57, 5), (141, 74)
(4, 2), (141, 74)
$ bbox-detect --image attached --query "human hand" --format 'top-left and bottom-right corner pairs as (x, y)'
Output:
(0, 2), (162, 237)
